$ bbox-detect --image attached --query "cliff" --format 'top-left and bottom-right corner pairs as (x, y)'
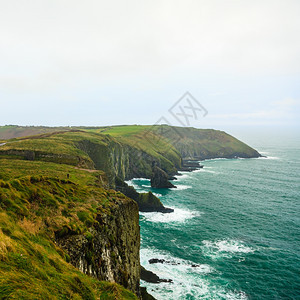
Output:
(0, 126), (261, 211)
(150, 126), (261, 160)
(57, 195), (140, 294)
(0, 125), (261, 177)
(0, 161), (140, 299)
(0, 125), (262, 299)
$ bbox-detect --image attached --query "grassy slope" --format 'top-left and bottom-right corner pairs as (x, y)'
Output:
(0, 125), (69, 140)
(87, 126), (181, 169)
(0, 131), (112, 171)
(0, 159), (137, 299)
(0, 128), (181, 178)
(0, 124), (260, 161)
(0, 125), (260, 299)
(91, 125), (260, 159)
(150, 125), (260, 159)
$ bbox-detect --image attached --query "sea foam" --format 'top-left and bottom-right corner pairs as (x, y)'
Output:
(201, 239), (255, 259)
(140, 248), (248, 300)
(140, 208), (201, 223)
(170, 184), (192, 190)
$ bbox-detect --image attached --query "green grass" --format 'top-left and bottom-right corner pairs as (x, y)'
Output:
(0, 160), (138, 299)
(0, 159), (106, 186)
(0, 127), (182, 179)
(89, 125), (150, 137)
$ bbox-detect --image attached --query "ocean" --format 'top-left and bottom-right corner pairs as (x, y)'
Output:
(127, 131), (300, 299)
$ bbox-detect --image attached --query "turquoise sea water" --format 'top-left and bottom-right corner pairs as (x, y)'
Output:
(128, 133), (300, 299)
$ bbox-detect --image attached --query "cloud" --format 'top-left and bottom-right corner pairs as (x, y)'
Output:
(274, 98), (300, 108)
(0, 1), (299, 127)
(0, 0), (300, 82)
(206, 98), (300, 126)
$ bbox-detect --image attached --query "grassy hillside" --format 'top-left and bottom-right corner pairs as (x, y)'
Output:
(150, 125), (260, 159)
(0, 124), (260, 160)
(0, 159), (138, 299)
(91, 125), (260, 160)
(0, 125), (69, 140)
(0, 125), (261, 299)
(0, 128), (181, 180)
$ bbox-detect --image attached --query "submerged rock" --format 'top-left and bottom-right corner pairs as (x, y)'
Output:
(150, 166), (176, 188)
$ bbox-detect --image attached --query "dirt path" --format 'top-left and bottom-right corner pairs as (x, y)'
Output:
(74, 167), (98, 173)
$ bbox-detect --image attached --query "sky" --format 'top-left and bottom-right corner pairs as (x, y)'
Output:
(0, 0), (299, 131)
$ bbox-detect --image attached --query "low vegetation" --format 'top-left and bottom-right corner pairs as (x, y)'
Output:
(0, 159), (138, 299)
(0, 124), (261, 299)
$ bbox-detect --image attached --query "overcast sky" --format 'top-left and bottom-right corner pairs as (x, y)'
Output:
(0, 0), (299, 130)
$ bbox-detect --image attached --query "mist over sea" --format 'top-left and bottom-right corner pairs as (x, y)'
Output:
(128, 130), (300, 299)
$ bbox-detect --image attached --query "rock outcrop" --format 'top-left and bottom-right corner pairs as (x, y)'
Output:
(150, 166), (176, 189)
(141, 266), (173, 284)
(178, 160), (204, 172)
(56, 197), (141, 296)
(115, 177), (174, 213)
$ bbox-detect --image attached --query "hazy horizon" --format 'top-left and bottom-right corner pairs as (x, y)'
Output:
(1, 1), (299, 129)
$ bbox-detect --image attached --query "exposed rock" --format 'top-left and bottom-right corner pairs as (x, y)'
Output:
(178, 160), (204, 172)
(149, 258), (166, 264)
(115, 177), (174, 213)
(141, 266), (173, 284)
(56, 197), (141, 296)
(150, 166), (176, 189)
(140, 287), (157, 300)
(149, 258), (202, 268)
(138, 192), (174, 213)
(149, 258), (179, 265)
(141, 266), (160, 283)
(159, 279), (173, 283)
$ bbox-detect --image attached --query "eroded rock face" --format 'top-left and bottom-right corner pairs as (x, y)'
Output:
(150, 166), (175, 189)
(115, 177), (174, 213)
(56, 198), (140, 296)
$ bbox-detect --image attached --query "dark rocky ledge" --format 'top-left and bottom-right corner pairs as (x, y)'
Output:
(178, 160), (204, 172)
(140, 287), (156, 300)
(141, 266), (173, 284)
(149, 258), (202, 269)
(115, 177), (174, 213)
(150, 166), (176, 188)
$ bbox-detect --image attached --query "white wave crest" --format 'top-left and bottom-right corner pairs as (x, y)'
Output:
(124, 180), (139, 189)
(174, 173), (191, 181)
(140, 208), (201, 223)
(152, 193), (162, 197)
(171, 184), (192, 190)
(194, 168), (219, 174)
(140, 248), (213, 276)
(201, 239), (255, 259)
(140, 248), (247, 300)
(257, 156), (280, 160)
(142, 184), (151, 188)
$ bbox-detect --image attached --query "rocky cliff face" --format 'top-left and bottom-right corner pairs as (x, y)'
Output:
(56, 197), (141, 296)
(115, 177), (173, 213)
(76, 138), (178, 184)
(150, 166), (176, 189)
